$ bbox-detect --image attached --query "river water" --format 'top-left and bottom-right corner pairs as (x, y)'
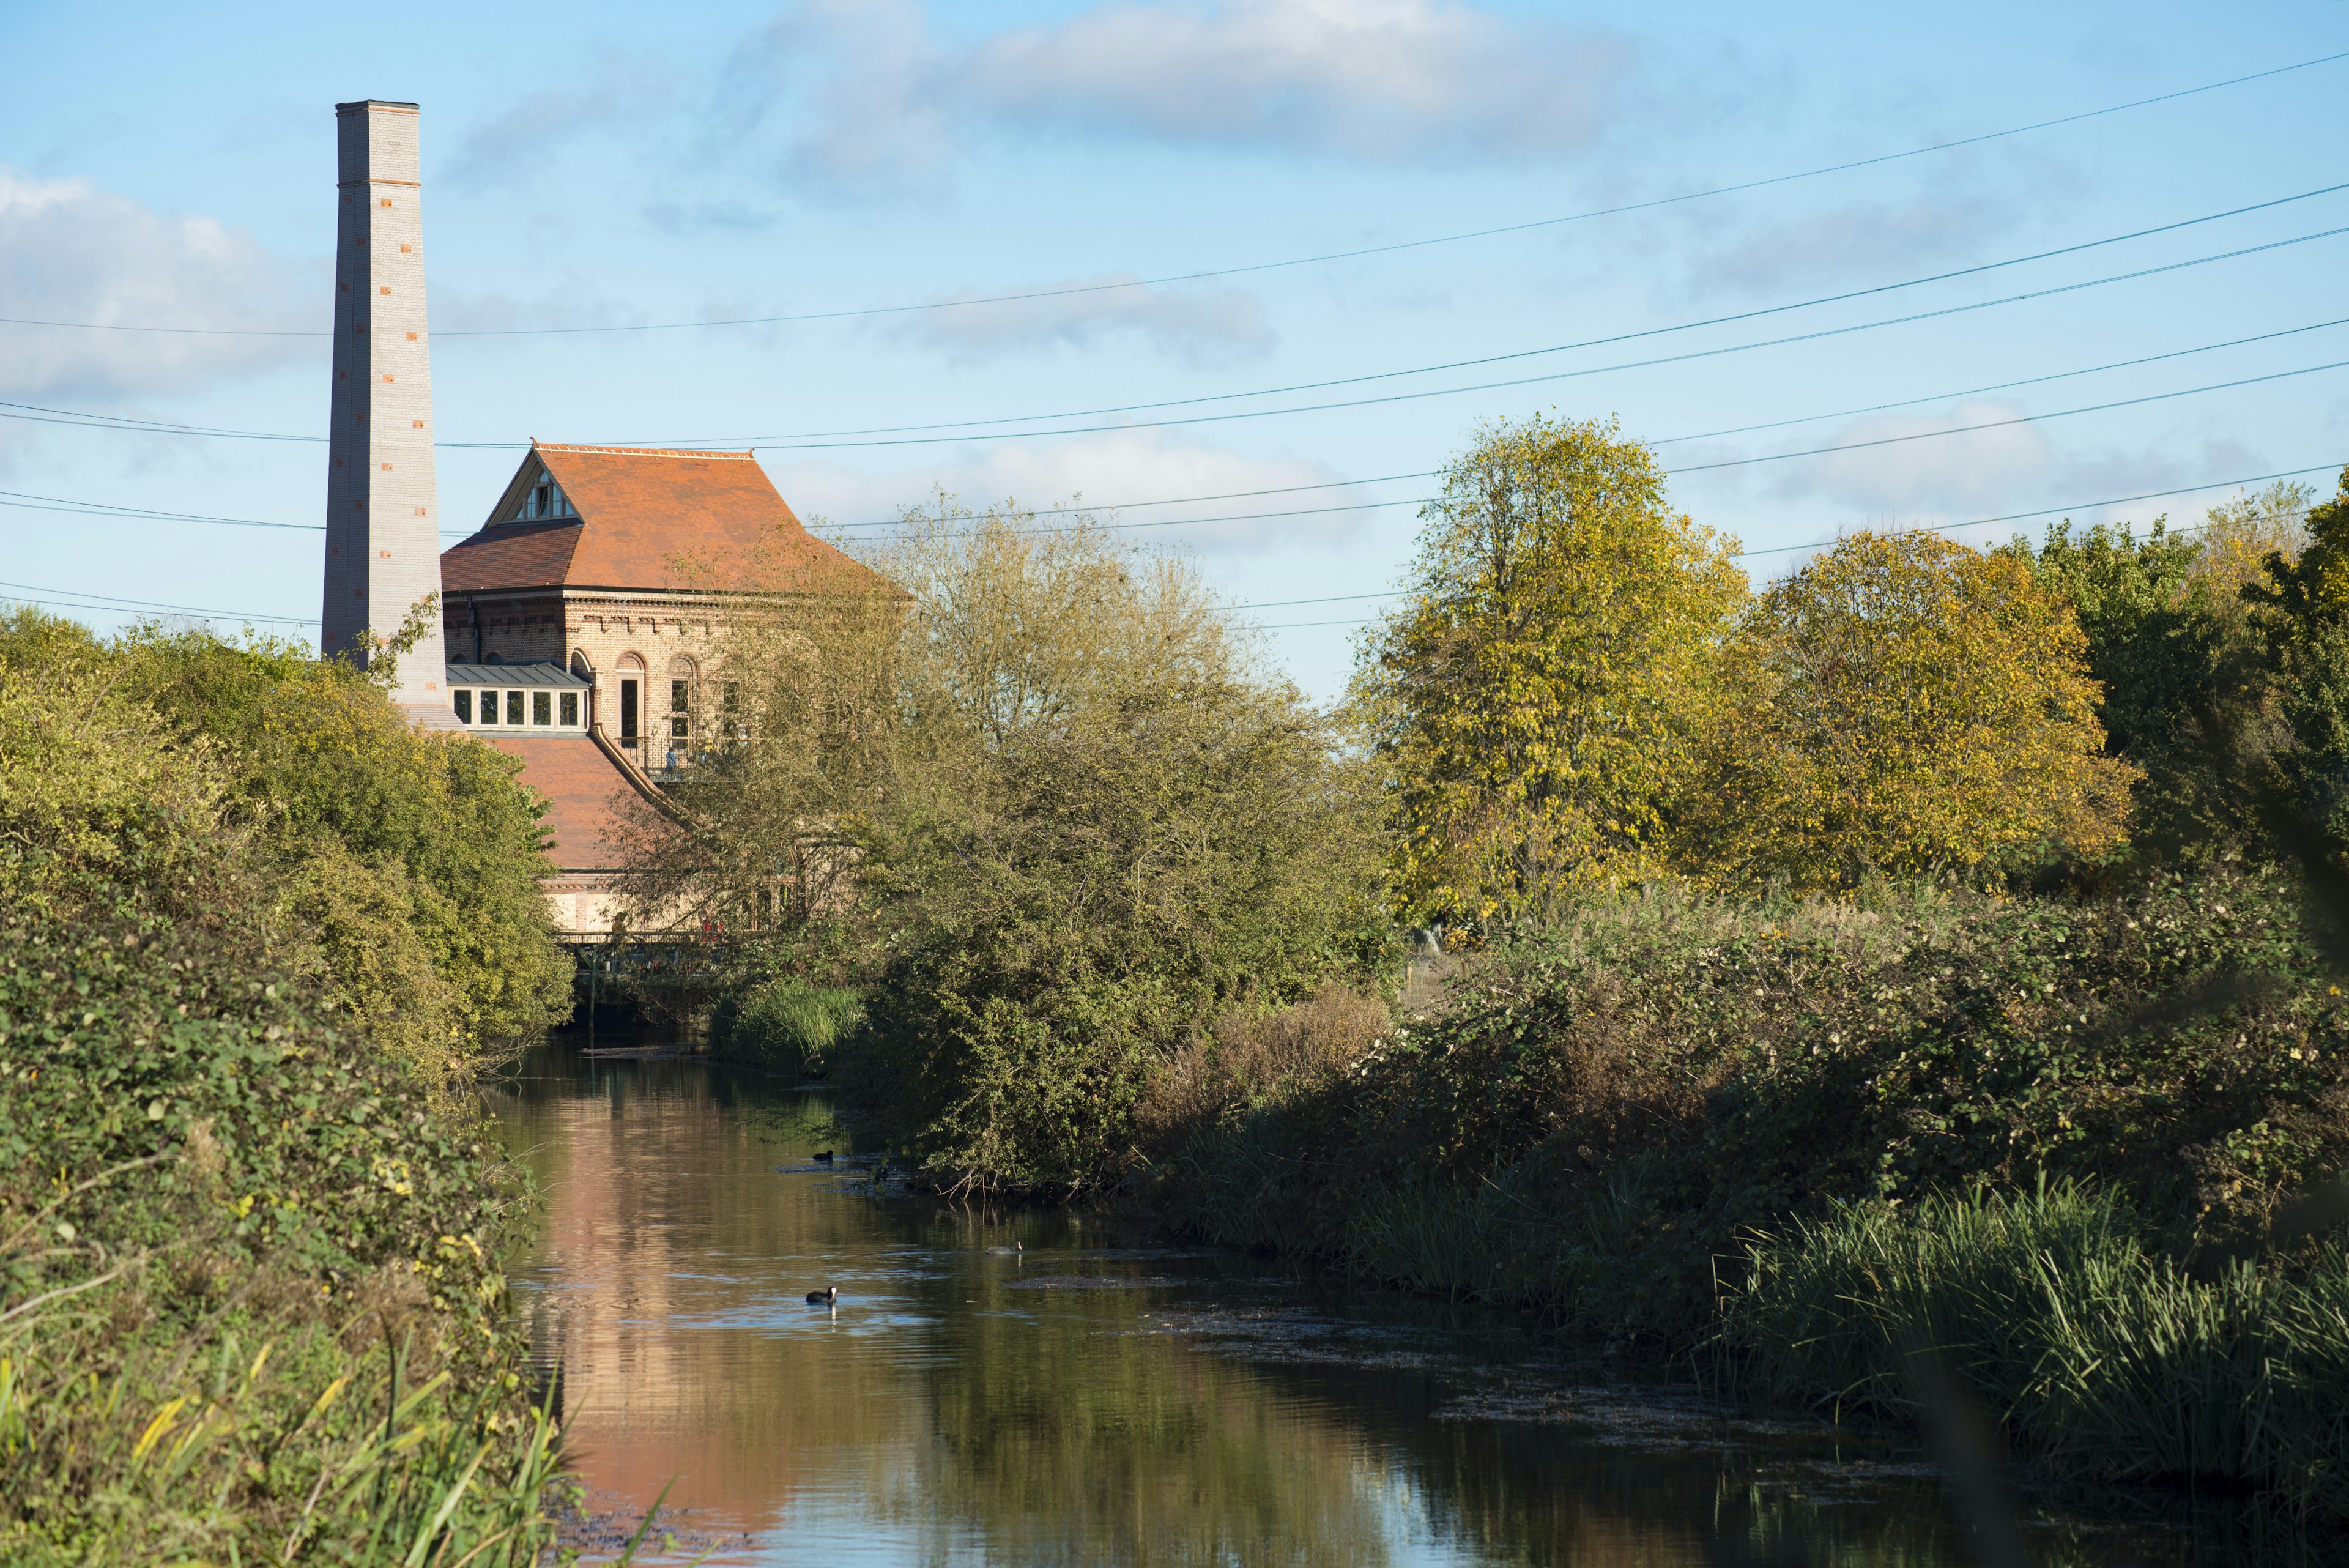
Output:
(488, 1041), (2311, 1567)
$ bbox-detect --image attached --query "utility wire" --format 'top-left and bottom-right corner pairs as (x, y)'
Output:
(19, 337), (2349, 544)
(815, 313), (2349, 536)
(706, 222), (2349, 451)
(590, 180), (2349, 446)
(5, 48), (2343, 341)
(851, 354), (2349, 538)
(0, 578), (310, 625)
(1244, 462), (2347, 628)
(15, 186), (2349, 456)
(30, 461), (2341, 636)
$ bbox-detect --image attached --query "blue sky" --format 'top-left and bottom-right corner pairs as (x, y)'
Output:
(3, 0), (2345, 699)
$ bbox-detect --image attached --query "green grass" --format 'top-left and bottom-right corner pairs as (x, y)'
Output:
(713, 979), (864, 1077)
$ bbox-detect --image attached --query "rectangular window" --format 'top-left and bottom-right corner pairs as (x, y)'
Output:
(506, 691), (525, 726)
(560, 691), (579, 726)
(453, 691), (472, 724)
(533, 691), (552, 726)
(670, 678), (691, 740)
(620, 680), (639, 742)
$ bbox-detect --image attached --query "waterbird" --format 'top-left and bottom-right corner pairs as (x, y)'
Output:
(812, 1151), (835, 1164)
(806, 1285), (839, 1306)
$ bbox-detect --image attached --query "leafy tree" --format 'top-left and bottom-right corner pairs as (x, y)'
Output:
(2249, 469), (2349, 853)
(0, 610), (571, 1074)
(0, 622), (240, 924)
(2024, 517), (2276, 858)
(1357, 415), (1744, 929)
(117, 627), (573, 1057)
(669, 500), (1387, 1190)
(1687, 530), (2133, 886)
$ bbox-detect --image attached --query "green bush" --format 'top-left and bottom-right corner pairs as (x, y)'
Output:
(0, 914), (562, 1562)
(713, 978), (864, 1077)
(1732, 1183), (2349, 1514)
(1169, 868), (2349, 1333)
(0, 609), (572, 1079)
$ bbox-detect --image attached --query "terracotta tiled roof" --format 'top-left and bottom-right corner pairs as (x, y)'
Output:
(481, 734), (656, 871)
(440, 444), (899, 598)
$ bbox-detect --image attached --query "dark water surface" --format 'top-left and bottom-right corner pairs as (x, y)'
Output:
(488, 1041), (2314, 1567)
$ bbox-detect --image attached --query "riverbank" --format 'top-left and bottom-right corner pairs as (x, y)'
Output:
(0, 612), (587, 1563)
(494, 1036), (2287, 1566)
(1146, 869), (2349, 1518)
(0, 916), (565, 1563)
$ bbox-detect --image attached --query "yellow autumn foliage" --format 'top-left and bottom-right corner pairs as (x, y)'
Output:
(1684, 530), (2135, 887)
(1359, 415), (1744, 927)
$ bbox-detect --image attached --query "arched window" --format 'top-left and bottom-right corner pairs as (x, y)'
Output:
(568, 650), (596, 730)
(617, 653), (647, 746)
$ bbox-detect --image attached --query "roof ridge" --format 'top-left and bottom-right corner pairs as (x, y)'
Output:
(534, 442), (756, 460)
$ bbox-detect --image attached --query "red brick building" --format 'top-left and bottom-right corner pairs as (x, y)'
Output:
(436, 442), (896, 937)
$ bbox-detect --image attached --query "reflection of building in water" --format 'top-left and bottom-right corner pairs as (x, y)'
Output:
(516, 1086), (850, 1537)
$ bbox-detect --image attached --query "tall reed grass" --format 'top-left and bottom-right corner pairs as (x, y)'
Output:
(1731, 1183), (2349, 1515)
(712, 979), (864, 1077)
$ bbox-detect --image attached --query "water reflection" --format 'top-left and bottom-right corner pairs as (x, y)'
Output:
(489, 1043), (2287, 1567)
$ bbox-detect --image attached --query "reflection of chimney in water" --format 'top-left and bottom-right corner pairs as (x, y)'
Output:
(322, 99), (449, 716)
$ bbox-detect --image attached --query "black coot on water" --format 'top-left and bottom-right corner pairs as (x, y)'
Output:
(807, 1285), (839, 1306)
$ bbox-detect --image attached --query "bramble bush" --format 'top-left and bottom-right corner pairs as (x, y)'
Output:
(0, 915), (563, 1563)
(1168, 866), (2349, 1332)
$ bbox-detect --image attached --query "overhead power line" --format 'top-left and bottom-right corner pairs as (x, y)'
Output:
(27, 461), (2341, 637)
(18, 335), (2349, 544)
(1243, 461), (2348, 628)
(612, 180), (2349, 447)
(17, 198), (2349, 461)
(699, 222), (2349, 451)
(0, 578), (310, 625)
(4, 48), (2344, 342)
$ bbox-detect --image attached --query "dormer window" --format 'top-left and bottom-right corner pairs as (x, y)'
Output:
(519, 473), (575, 521)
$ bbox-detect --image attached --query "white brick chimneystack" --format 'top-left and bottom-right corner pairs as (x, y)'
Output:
(321, 99), (448, 712)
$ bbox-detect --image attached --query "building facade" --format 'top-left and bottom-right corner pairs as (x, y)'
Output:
(440, 441), (889, 776)
(316, 102), (894, 941)
(436, 441), (898, 937)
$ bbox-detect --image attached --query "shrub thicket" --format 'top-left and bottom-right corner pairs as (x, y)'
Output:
(1167, 868), (2348, 1329)
(0, 916), (560, 1563)
(0, 610), (572, 1077)
(0, 608), (584, 1558)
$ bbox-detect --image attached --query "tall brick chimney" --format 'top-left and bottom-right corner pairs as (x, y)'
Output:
(322, 100), (448, 715)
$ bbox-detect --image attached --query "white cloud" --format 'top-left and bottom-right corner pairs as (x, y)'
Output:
(1768, 399), (2060, 515)
(443, 64), (680, 191)
(1677, 188), (2024, 299)
(883, 274), (1275, 366)
(720, 0), (1637, 187)
(766, 427), (1370, 555)
(0, 166), (310, 401)
(719, 0), (953, 192)
(1733, 401), (2270, 549)
(962, 0), (1635, 162)
(426, 278), (644, 336)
